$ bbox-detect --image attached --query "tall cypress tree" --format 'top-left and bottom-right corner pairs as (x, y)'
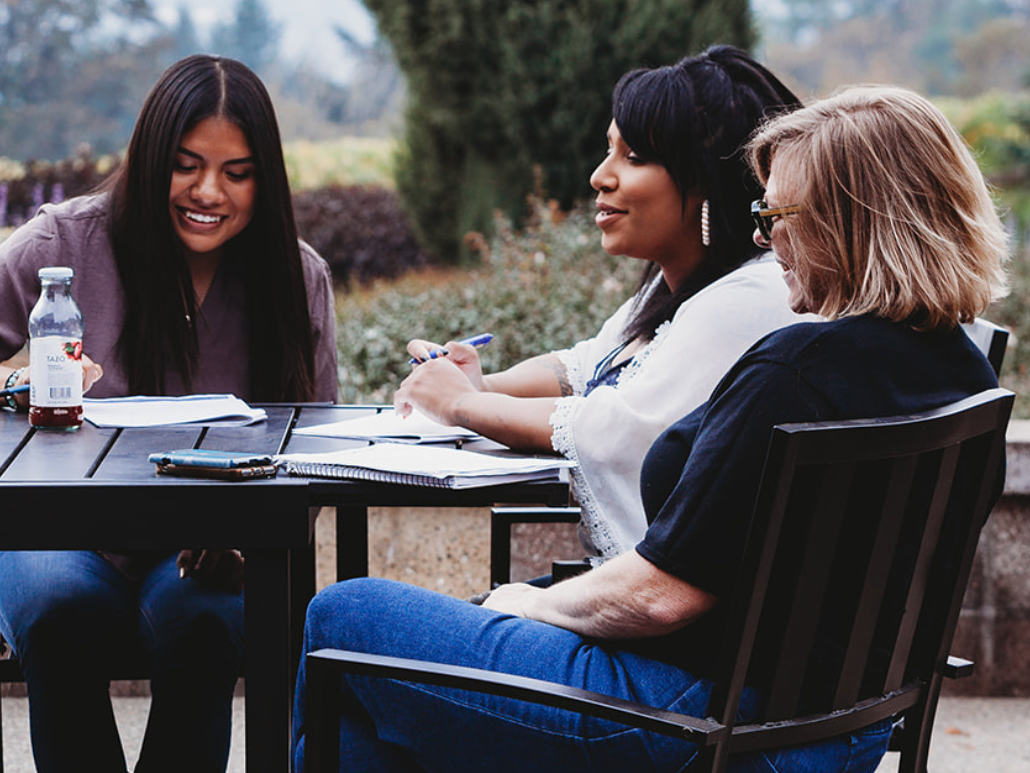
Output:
(212, 0), (281, 77)
(365, 0), (755, 262)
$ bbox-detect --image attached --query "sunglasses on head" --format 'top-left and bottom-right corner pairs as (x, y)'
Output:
(751, 199), (800, 241)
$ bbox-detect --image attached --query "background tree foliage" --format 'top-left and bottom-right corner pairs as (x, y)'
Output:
(759, 0), (1030, 98)
(0, 0), (402, 162)
(210, 0), (282, 76)
(0, 0), (161, 160)
(364, 0), (755, 263)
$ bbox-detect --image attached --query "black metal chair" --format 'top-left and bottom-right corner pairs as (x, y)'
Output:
(489, 505), (583, 587)
(305, 387), (1013, 773)
(961, 318), (1009, 377)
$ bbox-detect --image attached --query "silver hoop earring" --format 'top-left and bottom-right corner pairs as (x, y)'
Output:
(701, 199), (710, 247)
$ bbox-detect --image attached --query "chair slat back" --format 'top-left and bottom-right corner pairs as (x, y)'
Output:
(962, 318), (1009, 376)
(706, 389), (1013, 746)
(832, 454), (917, 707)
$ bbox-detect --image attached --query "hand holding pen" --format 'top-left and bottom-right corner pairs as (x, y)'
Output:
(409, 333), (493, 365)
(397, 333), (493, 421)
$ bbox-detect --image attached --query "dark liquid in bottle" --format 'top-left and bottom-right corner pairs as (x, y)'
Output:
(29, 404), (83, 430)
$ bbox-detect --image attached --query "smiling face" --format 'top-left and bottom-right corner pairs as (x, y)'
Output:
(168, 116), (257, 264)
(589, 120), (702, 289)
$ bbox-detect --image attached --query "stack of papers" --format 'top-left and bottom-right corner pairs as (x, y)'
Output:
(277, 443), (573, 489)
(83, 394), (267, 428)
(292, 409), (479, 444)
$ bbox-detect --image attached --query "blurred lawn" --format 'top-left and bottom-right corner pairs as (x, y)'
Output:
(284, 137), (396, 192)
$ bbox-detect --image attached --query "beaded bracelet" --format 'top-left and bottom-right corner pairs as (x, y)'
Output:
(4, 367), (27, 411)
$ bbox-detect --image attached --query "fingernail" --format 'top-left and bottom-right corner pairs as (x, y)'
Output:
(179, 567), (187, 579)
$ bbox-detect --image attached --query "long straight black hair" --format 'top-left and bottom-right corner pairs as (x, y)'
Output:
(614, 45), (803, 343)
(106, 54), (316, 400)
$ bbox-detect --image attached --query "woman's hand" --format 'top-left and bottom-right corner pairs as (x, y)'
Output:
(394, 357), (477, 424)
(406, 338), (486, 391)
(177, 549), (245, 594)
(4, 355), (104, 409)
(481, 582), (542, 617)
(82, 354), (104, 393)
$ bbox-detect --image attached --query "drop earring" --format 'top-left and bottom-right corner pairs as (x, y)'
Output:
(701, 199), (710, 247)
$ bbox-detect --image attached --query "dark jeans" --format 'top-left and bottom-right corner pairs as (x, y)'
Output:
(0, 550), (244, 773)
(292, 577), (891, 773)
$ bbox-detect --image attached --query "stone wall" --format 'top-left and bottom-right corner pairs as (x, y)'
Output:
(948, 419), (1030, 696)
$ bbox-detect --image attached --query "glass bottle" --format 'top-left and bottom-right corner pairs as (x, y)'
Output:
(28, 266), (84, 429)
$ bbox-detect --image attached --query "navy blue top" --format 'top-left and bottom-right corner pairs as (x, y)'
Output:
(584, 342), (631, 395)
(626, 315), (998, 681)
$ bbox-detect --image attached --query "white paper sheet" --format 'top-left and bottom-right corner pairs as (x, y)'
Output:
(83, 394), (267, 428)
(292, 408), (479, 443)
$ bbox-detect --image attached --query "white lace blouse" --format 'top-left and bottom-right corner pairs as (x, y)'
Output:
(549, 254), (810, 559)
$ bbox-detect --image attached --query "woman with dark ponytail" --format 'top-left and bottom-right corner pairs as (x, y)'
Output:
(396, 46), (807, 562)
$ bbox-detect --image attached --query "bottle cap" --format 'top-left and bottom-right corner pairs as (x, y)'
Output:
(38, 266), (74, 282)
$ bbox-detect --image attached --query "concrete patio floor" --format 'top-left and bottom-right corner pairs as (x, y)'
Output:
(1, 694), (1027, 772)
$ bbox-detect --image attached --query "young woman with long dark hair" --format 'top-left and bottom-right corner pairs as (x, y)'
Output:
(0, 55), (337, 773)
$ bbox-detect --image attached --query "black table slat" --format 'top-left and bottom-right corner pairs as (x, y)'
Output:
(0, 412), (33, 471)
(1, 420), (117, 480)
(201, 406), (298, 455)
(92, 426), (205, 481)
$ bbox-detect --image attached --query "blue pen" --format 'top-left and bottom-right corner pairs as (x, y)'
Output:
(0, 384), (30, 399)
(410, 333), (493, 365)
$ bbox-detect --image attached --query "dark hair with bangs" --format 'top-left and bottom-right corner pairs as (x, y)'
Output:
(105, 54), (316, 400)
(615, 45), (802, 342)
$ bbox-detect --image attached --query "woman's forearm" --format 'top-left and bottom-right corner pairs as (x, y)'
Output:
(484, 551), (718, 639)
(482, 353), (572, 399)
(394, 352), (569, 451)
(451, 391), (558, 452)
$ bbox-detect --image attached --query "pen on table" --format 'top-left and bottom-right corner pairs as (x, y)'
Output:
(0, 384), (29, 399)
(410, 333), (493, 365)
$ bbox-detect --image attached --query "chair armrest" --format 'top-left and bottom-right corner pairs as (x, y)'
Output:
(491, 506), (582, 525)
(307, 648), (722, 740)
(552, 559), (592, 582)
(490, 507), (581, 587)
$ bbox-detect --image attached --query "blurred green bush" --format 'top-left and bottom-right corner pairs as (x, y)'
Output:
(333, 200), (640, 404)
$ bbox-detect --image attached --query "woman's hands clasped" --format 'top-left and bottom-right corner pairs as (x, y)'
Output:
(177, 549), (245, 594)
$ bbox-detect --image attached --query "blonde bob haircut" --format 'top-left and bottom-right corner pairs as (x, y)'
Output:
(748, 85), (1008, 330)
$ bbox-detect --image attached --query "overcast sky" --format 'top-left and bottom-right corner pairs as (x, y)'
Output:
(152, 0), (375, 81)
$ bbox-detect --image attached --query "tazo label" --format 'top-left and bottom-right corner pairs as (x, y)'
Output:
(30, 336), (83, 407)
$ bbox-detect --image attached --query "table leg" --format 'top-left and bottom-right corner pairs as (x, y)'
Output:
(243, 547), (291, 773)
(335, 505), (369, 581)
(289, 510), (318, 685)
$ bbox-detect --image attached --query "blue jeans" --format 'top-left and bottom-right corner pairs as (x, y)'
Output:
(292, 578), (891, 773)
(0, 550), (244, 773)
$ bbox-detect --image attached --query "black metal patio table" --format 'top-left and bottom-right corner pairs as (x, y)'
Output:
(0, 404), (569, 772)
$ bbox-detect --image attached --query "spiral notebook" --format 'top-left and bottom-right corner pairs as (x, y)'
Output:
(276, 443), (572, 489)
